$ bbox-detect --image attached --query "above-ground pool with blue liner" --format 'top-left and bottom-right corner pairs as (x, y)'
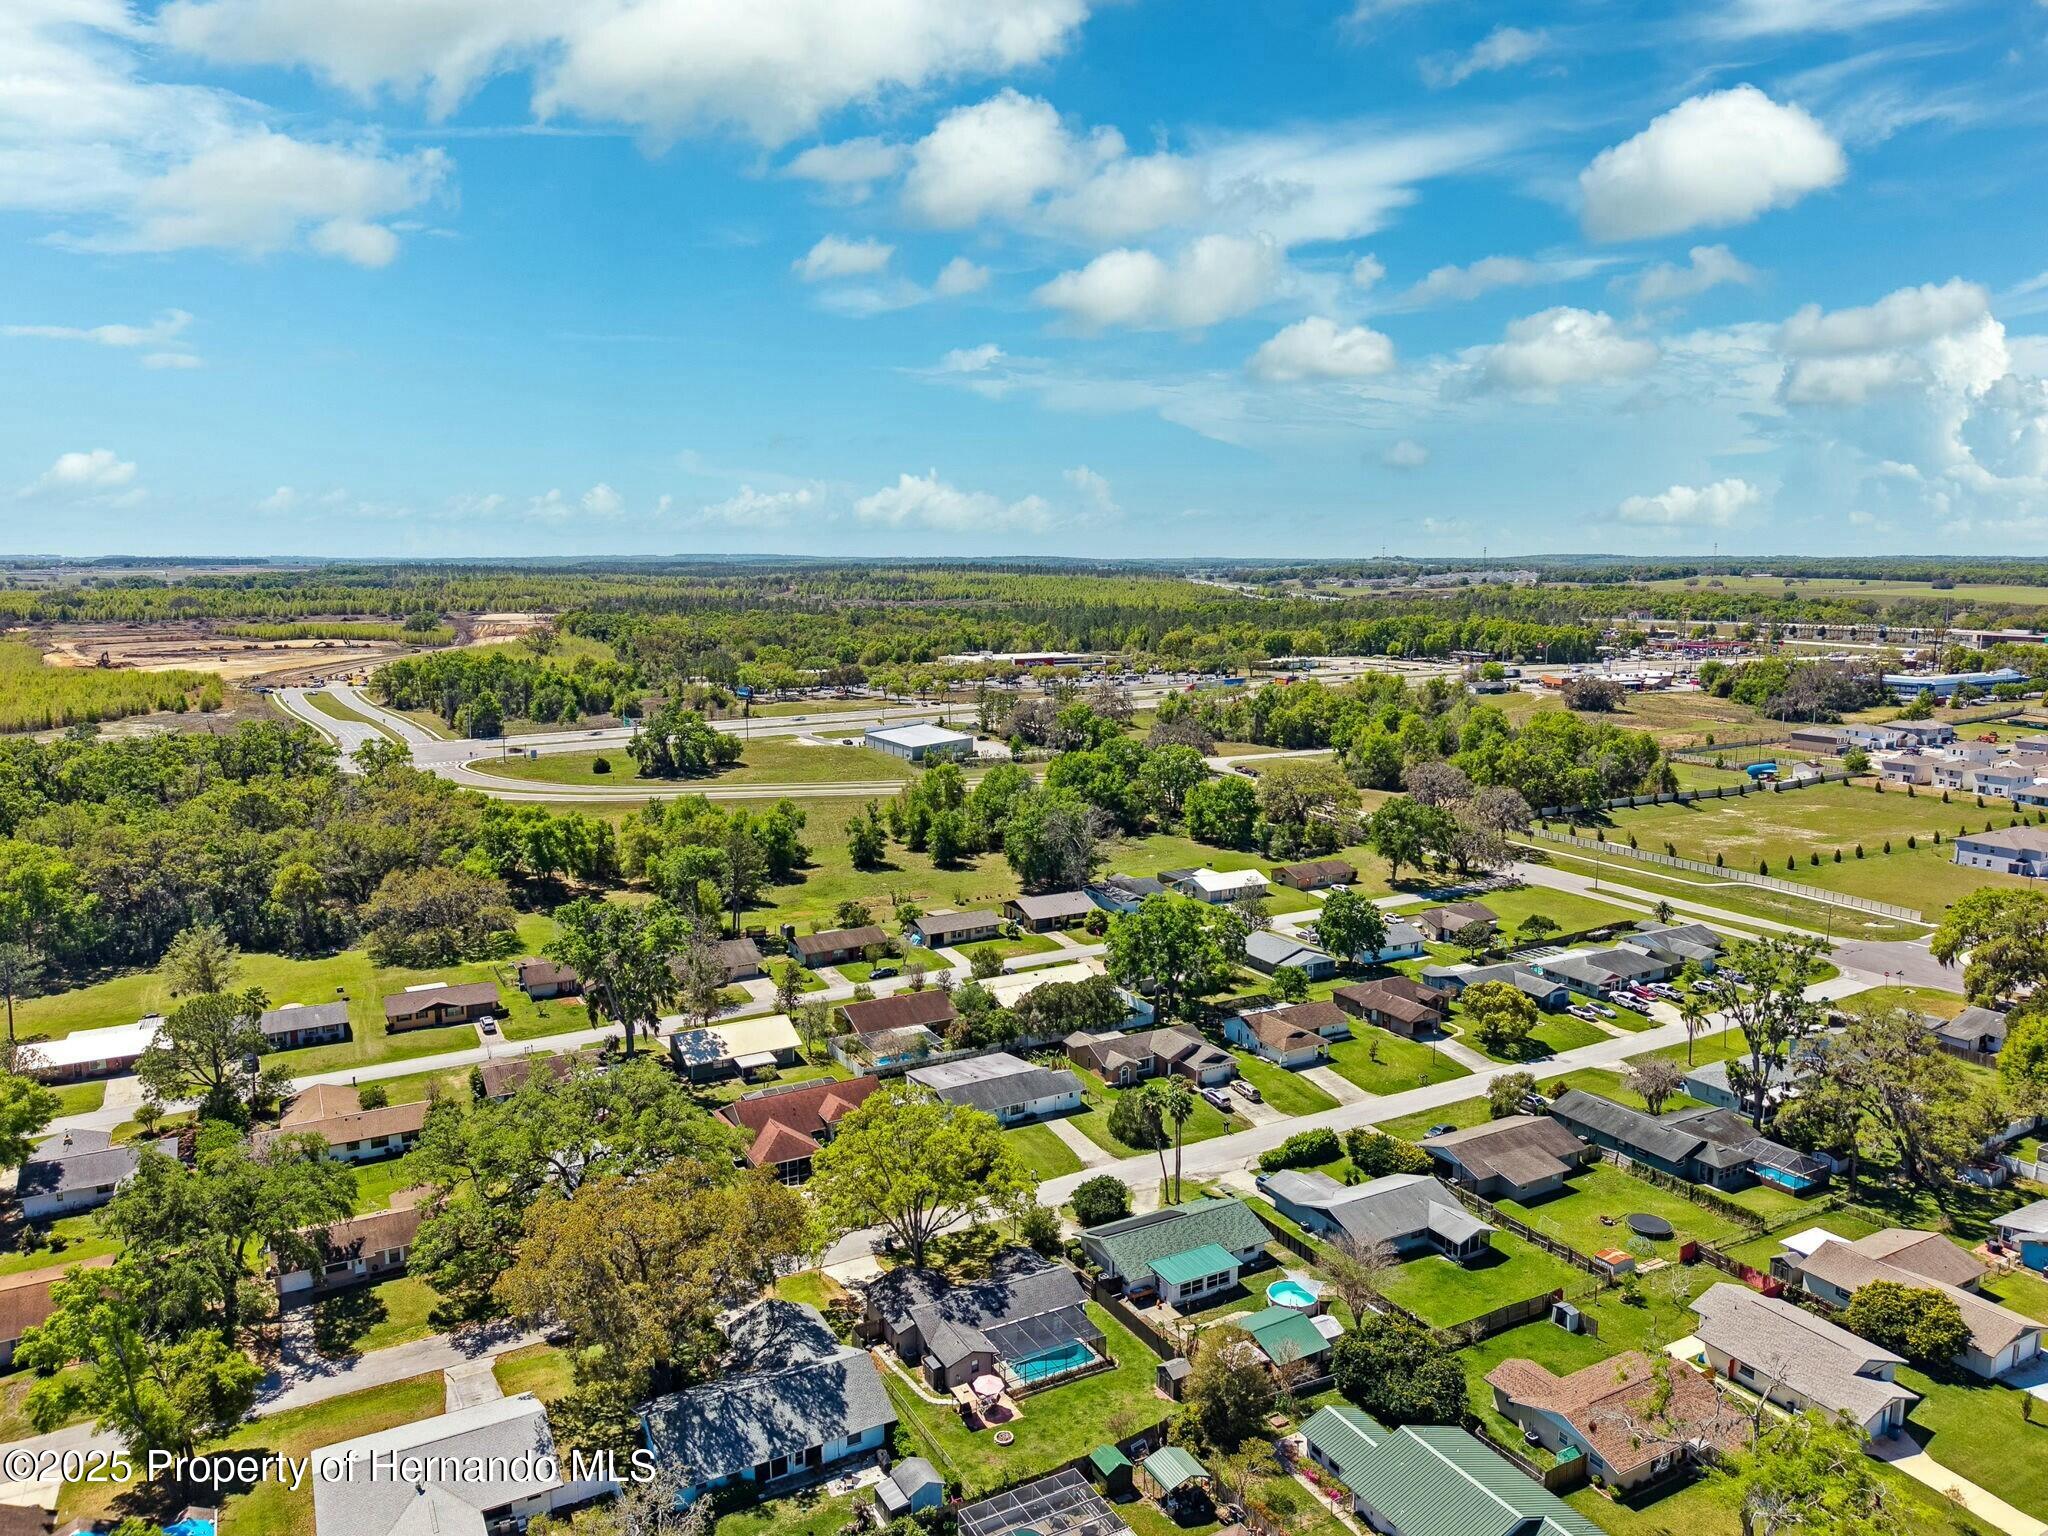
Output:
(1267, 1279), (1317, 1309)
(164, 1522), (216, 1536)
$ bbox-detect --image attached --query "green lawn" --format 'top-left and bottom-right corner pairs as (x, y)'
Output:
(1065, 1066), (1240, 1157)
(47, 1079), (106, 1116)
(772, 1269), (849, 1313)
(712, 1490), (866, 1536)
(1322, 1028), (1470, 1096)
(469, 736), (919, 788)
(1980, 1263), (2048, 1325)
(1003, 1119), (1086, 1179)
(1229, 1052), (1341, 1116)
(883, 1303), (1168, 1494)
(350, 1155), (429, 1213)
(956, 931), (1065, 965)
(0, 1214), (120, 1278)
(1545, 1067), (1704, 1116)
(493, 1341), (576, 1403)
(1438, 884), (1641, 943)
(1899, 1367), (2048, 1523)
(1720, 1209), (1882, 1270)
(1496, 1164), (1750, 1261)
(1377, 1231), (1583, 1329)
(1377, 1094), (1493, 1143)
(309, 1274), (444, 1356)
(1529, 846), (1925, 943)
(1461, 1009), (1608, 1063)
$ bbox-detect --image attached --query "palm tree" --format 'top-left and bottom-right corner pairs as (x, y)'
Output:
(1678, 986), (1711, 1065)
(1152, 1077), (1197, 1203)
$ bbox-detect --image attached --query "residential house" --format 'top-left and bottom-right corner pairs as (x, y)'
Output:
(1547, 1090), (1828, 1193)
(1895, 720), (1958, 747)
(1688, 1283), (1917, 1437)
(1079, 1197), (1271, 1305)
(716, 936), (765, 983)
(0, 1255), (114, 1368)
(257, 1001), (351, 1049)
(1257, 1171), (1494, 1263)
(913, 909), (1004, 948)
(1953, 826), (2048, 878)
(1272, 858), (1356, 890)
(1166, 868), (1269, 904)
(870, 1259), (1099, 1393)
(1624, 921), (1723, 971)
(1066, 1026), (1236, 1087)
(1873, 751), (1935, 786)
(666, 1013), (802, 1081)
(1298, 1407), (1604, 1536)
(643, 1300), (895, 1505)
(1333, 977), (1449, 1038)
(276, 1189), (429, 1297)
(840, 989), (956, 1040)
(906, 1052), (1083, 1124)
(865, 722), (974, 762)
(1969, 763), (2044, 800)
(515, 958), (579, 1000)
(18, 1017), (161, 1083)
(16, 1129), (154, 1220)
(1537, 945), (1672, 998)
(1838, 722), (1909, 749)
(1238, 1304), (1335, 1374)
(1352, 917), (1427, 965)
(1223, 1006), (1329, 1067)
(2013, 734), (2048, 762)
(1424, 963), (1570, 1010)
(982, 959), (1150, 1035)
(312, 1393), (614, 1536)
(717, 1075), (881, 1183)
(1789, 1232), (2043, 1379)
(1993, 1200), (2048, 1273)
(382, 981), (500, 1032)
(1788, 726), (1846, 756)
(1242, 929), (1337, 981)
(1485, 1352), (1747, 1493)
(1087, 874), (1166, 913)
(1005, 891), (1095, 932)
(1413, 901), (1497, 942)
(858, 1245), (1045, 1352)
(790, 925), (888, 968)
(1422, 1115), (1596, 1202)
(255, 1083), (430, 1163)
(474, 1049), (591, 1101)
(1680, 1058), (1810, 1115)
(1926, 1005), (2008, 1058)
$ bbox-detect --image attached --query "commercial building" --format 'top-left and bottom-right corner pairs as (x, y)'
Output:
(864, 722), (974, 762)
(1884, 668), (2026, 699)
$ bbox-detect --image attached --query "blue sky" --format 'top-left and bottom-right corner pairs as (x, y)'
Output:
(4, 0), (2047, 559)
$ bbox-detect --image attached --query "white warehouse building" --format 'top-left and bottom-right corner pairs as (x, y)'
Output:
(865, 722), (975, 762)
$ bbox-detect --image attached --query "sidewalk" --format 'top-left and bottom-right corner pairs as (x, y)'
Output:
(1869, 1434), (2048, 1536)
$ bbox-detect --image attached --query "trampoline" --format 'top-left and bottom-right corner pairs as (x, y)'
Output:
(1626, 1213), (1675, 1240)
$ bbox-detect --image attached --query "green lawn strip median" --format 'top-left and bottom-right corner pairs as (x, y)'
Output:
(308, 1274), (445, 1358)
(881, 1303), (1165, 1495)
(1003, 1120), (1086, 1180)
(1376, 1232), (1581, 1330)
(1065, 1066), (1239, 1158)
(1229, 1052), (1340, 1116)
(302, 690), (393, 737)
(1495, 1163), (1748, 1261)
(1321, 1030), (1470, 1096)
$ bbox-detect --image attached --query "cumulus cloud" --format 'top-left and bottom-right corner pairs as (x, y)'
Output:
(1247, 316), (1395, 382)
(936, 343), (1005, 372)
(1775, 281), (1996, 405)
(792, 234), (894, 281)
(1780, 278), (1987, 356)
(855, 470), (1052, 532)
(1578, 86), (1846, 242)
(934, 256), (991, 296)
(697, 484), (821, 528)
(1420, 26), (1548, 89)
(782, 137), (906, 202)
(581, 482), (623, 516)
(258, 486), (298, 512)
(902, 90), (1115, 227)
(1351, 254), (1386, 289)
(1628, 244), (1757, 307)
(18, 448), (142, 503)
(1035, 234), (1279, 331)
(158, 0), (1092, 145)
(1616, 477), (1762, 526)
(1041, 154), (1206, 243)
(1383, 439), (1429, 469)
(1064, 465), (1119, 516)
(1477, 307), (1658, 393)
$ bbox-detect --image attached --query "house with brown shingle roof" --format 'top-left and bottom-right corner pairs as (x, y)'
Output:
(1223, 1005), (1331, 1068)
(1423, 1115), (1596, 1202)
(1272, 859), (1356, 890)
(1790, 1233), (2044, 1379)
(1413, 901), (1497, 941)
(1485, 1351), (1747, 1492)
(791, 926), (888, 967)
(1333, 978), (1448, 1038)
(1066, 1026), (1237, 1087)
(383, 981), (501, 1031)
(718, 1076), (882, 1183)
(276, 1188), (431, 1297)
(0, 1254), (114, 1368)
(516, 958), (579, 999)
(256, 1084), (430, 1163)
(474, 1050), (595, 1102)
(840, 989), (957, 1039)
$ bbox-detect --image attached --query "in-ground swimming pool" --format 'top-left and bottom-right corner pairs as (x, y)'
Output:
(163, 1522), (216, 1536)
(1267, 1279), (1318, 1310)
(1010, 1339), (1095, 1383)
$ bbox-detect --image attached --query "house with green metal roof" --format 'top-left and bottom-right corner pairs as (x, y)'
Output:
(1077, 1197), (1271, 1305)
(1237, 1305), (1332, 1372)
(1300, 1411), (1603, 1536)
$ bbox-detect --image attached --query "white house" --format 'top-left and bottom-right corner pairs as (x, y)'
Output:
(1954, 826), (2048, 879)
(1168, 867), (1269, 903)
(19, 1017), (162, 1083)
(907, 1051), (1084, 1124)
(666, 1013), (803, 1080)
(1689, 1284), (1917, 1438)
(15, 1130), (151, 1220)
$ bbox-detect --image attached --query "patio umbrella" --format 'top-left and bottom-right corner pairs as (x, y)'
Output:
(972, 1374), (1004, 1399)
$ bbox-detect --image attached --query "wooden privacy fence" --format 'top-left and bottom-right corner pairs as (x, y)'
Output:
(1594, 1150), (1771, 1232)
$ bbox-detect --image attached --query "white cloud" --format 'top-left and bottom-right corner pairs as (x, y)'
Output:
(782, 137), (906, 202)
(1064, 465), (1119, 516)
(1351, 254), (1385, 289)
(1781, 352), (1919, 405)
(141, 351), (203, 369)
(934, 256), (990, 296)
(1396, 253), (1609, 308)
(1247, 316), (1395, 382)
(1383, 438), (1429, 469)
(4, 309), (192, 348)
(793, 234), (894, 281)
(19, 448), (141, 503)
(1705, 0), (1951, 38)
(158, 0), (1093, 146)
(580, 482), (623, 516)
(936, 343), (1005, 373)
(1035, 234), (1279, 331)
(813, 280), (928, 317)
(1420, 26), (1548, 89)
(1578, 86), (1846, 242)
(902, 90), (1113, 227)
(1477, 307), (1659, 393)
(856, 470), (1052, 532)
(259, 486), (298, 512)
(306, 216), (399, 267)
(1779, 278), (1988, 356)
(697, 484), (821, 527)
(1616, 477), (1763, 526)
(1041, 154), (1205, 243)
(1629, 244), (1757, 307)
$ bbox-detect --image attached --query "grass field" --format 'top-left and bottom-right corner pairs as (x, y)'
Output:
(1376, 1231), (1583, 1328)
(15, 913), (572, 1074)
(1898, 1367), (2048, 1523)
(1545, 1067), (1703, 1116)
(1529, 845), (1925, 941)
(1003, 1119), (1085, 1179)
(0, 1213), (120, 1278)
(955, 931), (1064, 965)
(1322, 1028), (1470, 1096)
(1637, 573), (2048, 605)
(883, 1303), (1167, 1494)
(0, 639), (224, 733)
(1461, 1008), (1609, 1063)
(303, 688), (393, 736)
(1433, 884), (1641, 942)
(470, 735), (920, 788)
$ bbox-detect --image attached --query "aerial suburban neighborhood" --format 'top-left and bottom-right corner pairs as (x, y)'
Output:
(7, 0), (2048, 1531)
